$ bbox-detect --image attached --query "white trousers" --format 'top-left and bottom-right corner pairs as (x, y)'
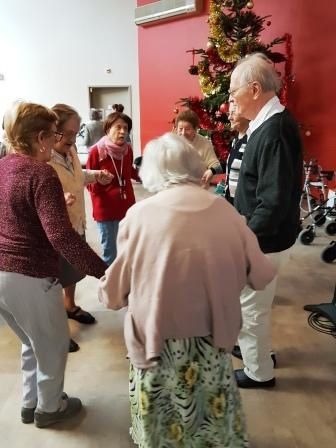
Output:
(238, 249), (291, 382)
(0, 271), (69, 412)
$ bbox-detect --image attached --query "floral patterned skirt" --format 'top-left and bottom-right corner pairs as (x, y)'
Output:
(129, 336), (249, 447)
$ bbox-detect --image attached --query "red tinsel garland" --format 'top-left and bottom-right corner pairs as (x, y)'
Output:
(279, 33), (293, 106)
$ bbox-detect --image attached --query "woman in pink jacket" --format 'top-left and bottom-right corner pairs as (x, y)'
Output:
(99, 133), (276, 447)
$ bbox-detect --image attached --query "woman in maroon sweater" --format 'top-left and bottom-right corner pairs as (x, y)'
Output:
(0, 102), (107, 428)
(86, 112), (137, 265)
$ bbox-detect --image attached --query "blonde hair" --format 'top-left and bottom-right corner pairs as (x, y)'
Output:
(4, 102), (57, 155)
(140, 132), (205, 193)
(51, 103), (81, 131)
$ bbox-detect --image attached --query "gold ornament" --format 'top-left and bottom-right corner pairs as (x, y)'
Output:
(198, 61), (221, 96)
(206, 1), (242, 64)
(246, 1), (254, 9)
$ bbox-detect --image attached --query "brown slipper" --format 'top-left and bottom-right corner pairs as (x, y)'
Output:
(67, 306), (96, 324)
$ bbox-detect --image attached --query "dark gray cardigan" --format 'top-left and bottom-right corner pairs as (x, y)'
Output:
(234, 109), (303, 253)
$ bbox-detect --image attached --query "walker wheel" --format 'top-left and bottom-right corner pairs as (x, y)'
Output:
(314, 213), (326, 227)
(325, 222), (336, 236)
(298, 227), (315, 245)
(321, 241), (336, 263)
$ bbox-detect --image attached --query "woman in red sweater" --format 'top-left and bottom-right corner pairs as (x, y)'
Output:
(86, 112), (137, 265)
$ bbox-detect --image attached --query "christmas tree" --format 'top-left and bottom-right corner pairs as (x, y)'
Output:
(178, 0), (293, 163)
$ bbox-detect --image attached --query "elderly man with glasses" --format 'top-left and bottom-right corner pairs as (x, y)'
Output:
(229, 53), (303, 388)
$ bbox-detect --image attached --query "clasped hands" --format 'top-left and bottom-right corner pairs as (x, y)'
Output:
(95, 169), (114, 185)
(64, 170), (114, 207)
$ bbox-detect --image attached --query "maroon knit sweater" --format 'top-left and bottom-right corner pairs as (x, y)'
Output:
(0, 154), (107, 279)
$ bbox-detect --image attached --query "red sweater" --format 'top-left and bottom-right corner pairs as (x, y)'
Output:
(0, 154), (107, 279)
(86, 144), (136, 221)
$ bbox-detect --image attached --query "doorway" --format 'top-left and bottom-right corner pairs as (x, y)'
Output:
(76, 85), (133, 165)
(88, 85), (132, 119)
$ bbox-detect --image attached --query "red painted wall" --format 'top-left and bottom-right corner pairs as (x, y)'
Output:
(137, 0), (211, 146)
(137, 0), (336, 172)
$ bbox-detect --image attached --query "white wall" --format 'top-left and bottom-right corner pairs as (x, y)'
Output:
(0, 0), (141, 153)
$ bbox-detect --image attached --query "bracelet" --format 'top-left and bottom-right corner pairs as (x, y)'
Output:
(210, 167), (216, 175)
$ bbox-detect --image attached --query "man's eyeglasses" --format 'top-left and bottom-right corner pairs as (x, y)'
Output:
(54, 131), (64, 142)
(228, 82), (253, 97)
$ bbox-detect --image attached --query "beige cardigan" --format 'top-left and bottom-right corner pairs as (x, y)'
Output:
(98, 184), (276, 368)
(49, 147), (96, 235)
(192, 133), (221, 170)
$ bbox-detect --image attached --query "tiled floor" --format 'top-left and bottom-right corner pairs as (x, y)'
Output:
(0, 185), (335, 447)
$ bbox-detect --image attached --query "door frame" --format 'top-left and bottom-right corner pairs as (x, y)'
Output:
(87, 85), (132, 118)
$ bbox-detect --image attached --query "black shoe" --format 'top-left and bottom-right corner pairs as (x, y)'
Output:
(303, 304), (317, 312)
(69, 339), (80, 353)
(21, 393), (68, 424)
(232, 345), (277, 368)
(67, 306), (96, 325)
(34, 397), (82, 428)
(21, 406), (36, 424)
(234, 369), (276, 389)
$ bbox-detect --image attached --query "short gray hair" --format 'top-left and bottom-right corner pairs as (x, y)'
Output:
(140, 132), (206, 193)
(235, 53), (282, 93)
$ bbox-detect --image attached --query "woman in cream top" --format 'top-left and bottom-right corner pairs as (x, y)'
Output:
(49, 104), (111, 352)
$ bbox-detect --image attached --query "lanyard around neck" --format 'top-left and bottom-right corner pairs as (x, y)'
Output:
(110, 155), (124, 187)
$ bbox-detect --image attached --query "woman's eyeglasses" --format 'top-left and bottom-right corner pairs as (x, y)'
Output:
(54, 131), (64, 142)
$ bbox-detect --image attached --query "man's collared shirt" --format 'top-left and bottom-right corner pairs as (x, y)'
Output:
(247, 96), (285, 140)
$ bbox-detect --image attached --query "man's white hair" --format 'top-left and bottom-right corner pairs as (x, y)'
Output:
(235, 53), (282, 93)
(140, 132), (206, 193)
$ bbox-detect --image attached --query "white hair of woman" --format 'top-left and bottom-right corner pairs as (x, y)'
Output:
(235, 52), (282, 94)
(2, 100), (25, 152)
(140, 132), (206, 193)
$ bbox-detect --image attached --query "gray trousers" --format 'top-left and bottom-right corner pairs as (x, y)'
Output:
(0, 271), (69, 412)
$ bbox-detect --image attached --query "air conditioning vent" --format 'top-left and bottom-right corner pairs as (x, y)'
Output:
(135, 0), (203, 26)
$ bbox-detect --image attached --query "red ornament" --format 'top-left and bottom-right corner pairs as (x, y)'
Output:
(219, 103), (229, 114)
(266, 21), (271, 26)
(173, 108), (179, 114)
